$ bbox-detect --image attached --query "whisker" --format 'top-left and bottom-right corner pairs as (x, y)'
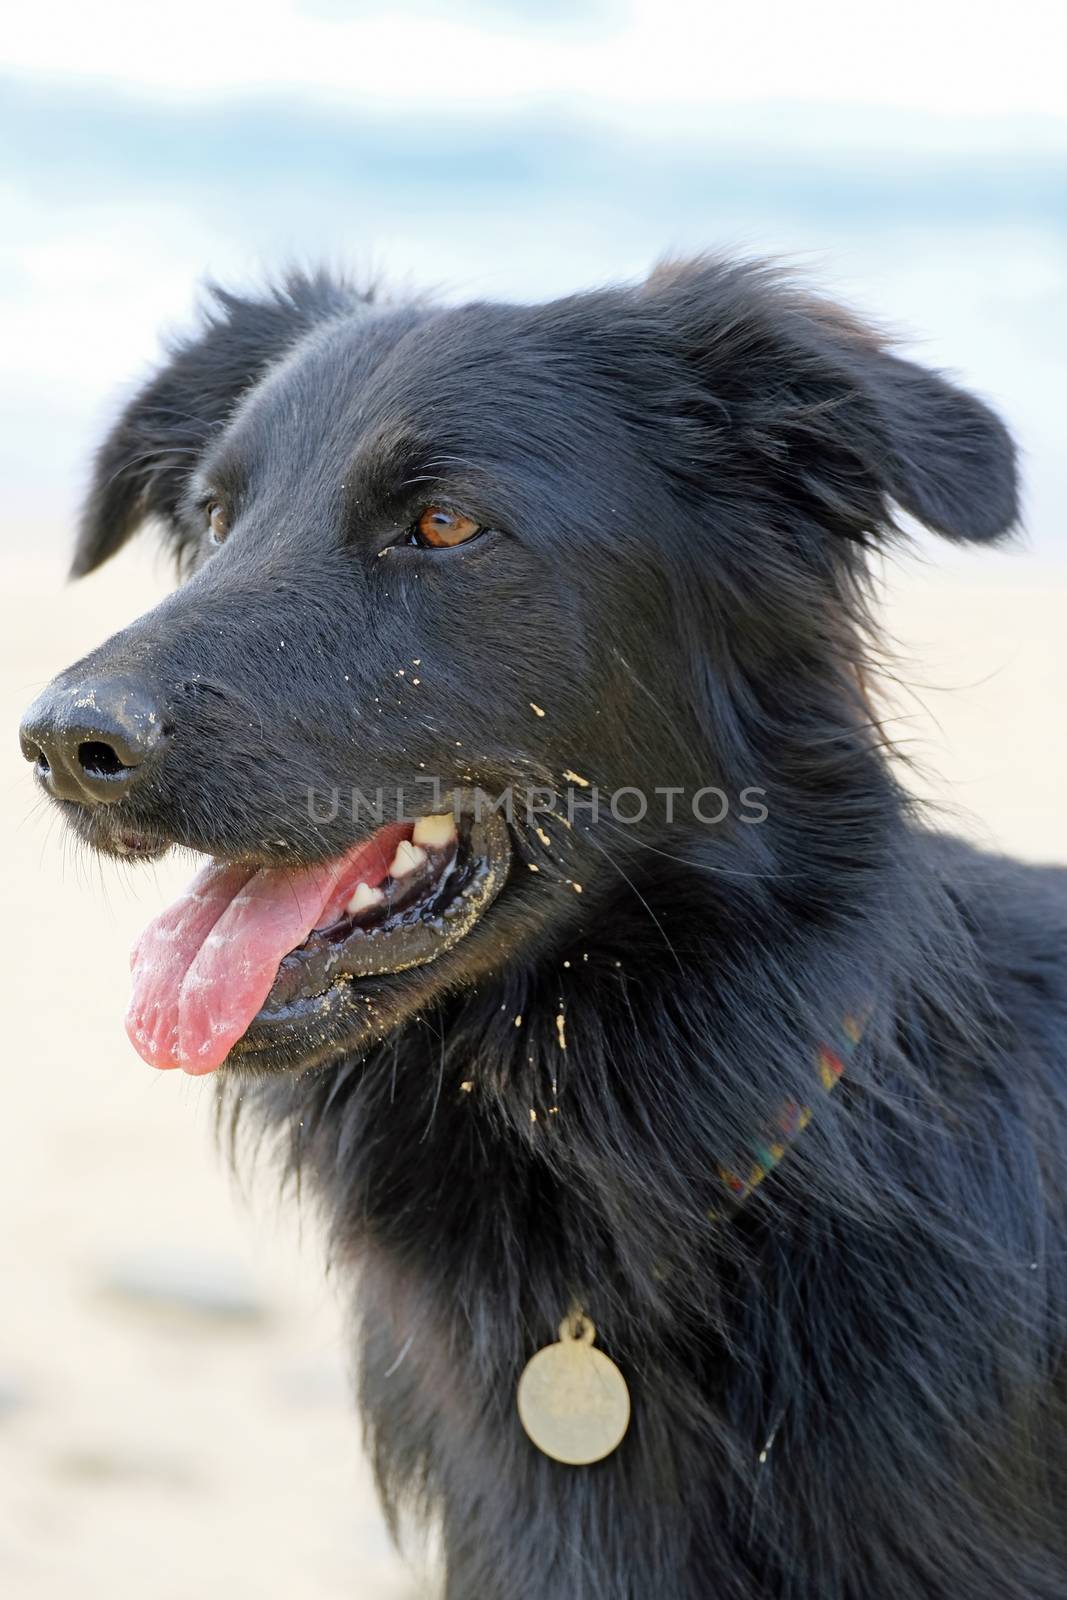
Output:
(578, 825), (685, 974)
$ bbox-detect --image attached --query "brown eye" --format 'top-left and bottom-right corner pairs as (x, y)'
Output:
(412, 506), (482, 549)
(207, 503), (230, 544)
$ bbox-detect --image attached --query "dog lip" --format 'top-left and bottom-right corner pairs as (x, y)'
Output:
(109, 828), (172, 860)
(227, 804), (512, 1067)
(61, 802), (174, 862)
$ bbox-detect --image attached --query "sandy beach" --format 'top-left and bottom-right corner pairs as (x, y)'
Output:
(2, 538), (1064, 1598)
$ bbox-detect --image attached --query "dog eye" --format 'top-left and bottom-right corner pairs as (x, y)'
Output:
(206, 503), (230, 545)
(410, 506), (482, 549)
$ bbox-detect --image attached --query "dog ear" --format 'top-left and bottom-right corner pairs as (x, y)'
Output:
(72, 272), (361, 578)
(647, 258), (1018, 546)
(820, 336), (1019, 544)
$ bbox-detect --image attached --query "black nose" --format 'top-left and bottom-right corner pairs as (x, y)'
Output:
(19, 677), (167, 804)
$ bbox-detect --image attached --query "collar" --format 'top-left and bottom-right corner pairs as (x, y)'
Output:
(710, 1008), (868, 1216)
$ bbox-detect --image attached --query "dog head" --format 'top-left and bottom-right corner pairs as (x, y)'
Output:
(20, 258), (1017, 1075)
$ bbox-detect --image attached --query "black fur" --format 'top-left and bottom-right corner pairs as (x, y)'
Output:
(38, 259), (1067, 1596)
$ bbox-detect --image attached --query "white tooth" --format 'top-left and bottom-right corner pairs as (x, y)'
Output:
(388, 841), (427, 878)
(346, 881), (385, 915)
(412, 813), (458, 849)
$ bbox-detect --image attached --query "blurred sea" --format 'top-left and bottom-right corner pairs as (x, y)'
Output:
(3, 81), (1064, 554)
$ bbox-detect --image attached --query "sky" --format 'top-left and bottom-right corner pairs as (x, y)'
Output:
(3, 0), (1065, 549)
(5, 1), (1066, 123)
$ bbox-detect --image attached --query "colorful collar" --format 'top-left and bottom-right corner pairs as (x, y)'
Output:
(711, 1008), (868, 1215)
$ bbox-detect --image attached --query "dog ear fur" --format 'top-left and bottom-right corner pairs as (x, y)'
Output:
(829, 340), (1019, 544)
(647, 258), (1019, 547)
(72, 272), (361, 578)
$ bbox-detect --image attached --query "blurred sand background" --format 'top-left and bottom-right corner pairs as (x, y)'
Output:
(2, 536), (1064, 1597)
(1, 547), (429, 1597)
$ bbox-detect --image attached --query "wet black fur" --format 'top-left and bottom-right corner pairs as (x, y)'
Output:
(45, 259), (1067, 1595)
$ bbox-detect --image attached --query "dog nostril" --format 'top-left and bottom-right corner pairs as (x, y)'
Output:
(21, 677), (166, 803)
(77, 740), (130, 779)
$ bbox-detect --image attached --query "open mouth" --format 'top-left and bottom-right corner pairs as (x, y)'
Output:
(126, 796), (511, 1076)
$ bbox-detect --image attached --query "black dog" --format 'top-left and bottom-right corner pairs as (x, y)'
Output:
(20, 259), (1067, 1598)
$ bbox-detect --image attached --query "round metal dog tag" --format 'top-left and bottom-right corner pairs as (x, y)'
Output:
(517, 1314), (630, 1465)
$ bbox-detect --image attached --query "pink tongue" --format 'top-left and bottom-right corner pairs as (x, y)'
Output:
(126, 824), (410, 1075)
